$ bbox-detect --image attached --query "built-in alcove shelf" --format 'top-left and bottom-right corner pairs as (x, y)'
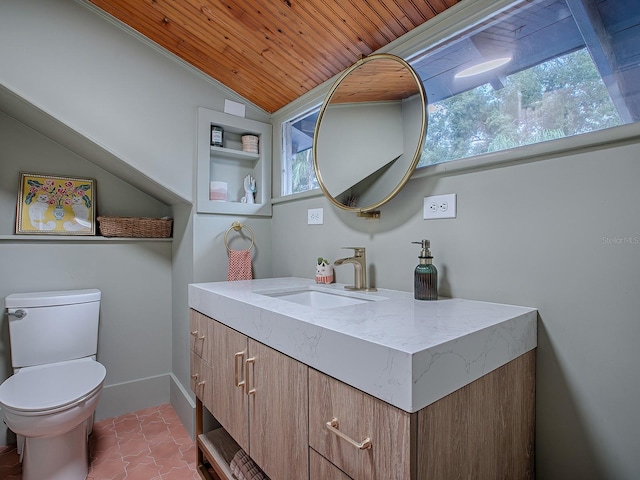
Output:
(197, 108), (272, 217)
(210, 146), (260, 163)
(0, 235), (172, 242)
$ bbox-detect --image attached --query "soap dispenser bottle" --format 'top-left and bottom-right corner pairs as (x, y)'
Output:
(412, 240), (438, 300)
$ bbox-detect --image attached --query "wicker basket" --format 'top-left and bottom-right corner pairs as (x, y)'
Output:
(97, 216), (173, 238)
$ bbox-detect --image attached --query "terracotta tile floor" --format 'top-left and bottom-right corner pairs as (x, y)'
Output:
(0, 403), (200, 480)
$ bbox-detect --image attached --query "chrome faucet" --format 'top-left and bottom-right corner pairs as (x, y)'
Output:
(333, 247), (376, 291)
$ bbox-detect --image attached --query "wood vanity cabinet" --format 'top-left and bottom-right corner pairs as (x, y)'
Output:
(309, 350), (535, 480)
(193, 311), (308, 480)
(191, 309), (535, 480)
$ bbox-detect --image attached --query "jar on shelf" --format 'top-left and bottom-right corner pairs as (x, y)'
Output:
(210, 125), (224, 147)
(241, 134), (259, 153)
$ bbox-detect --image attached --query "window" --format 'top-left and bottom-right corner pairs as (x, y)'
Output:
(412, 0), (639, 166)
(281, 0), (640, 195)
(282, 108), (319, 195)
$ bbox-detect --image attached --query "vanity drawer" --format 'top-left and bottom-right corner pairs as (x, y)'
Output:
(308, 369), (414, 480)
(190, 351), (213, 410)
(310, 448), (352, 480)
(190, 310), (212, 360)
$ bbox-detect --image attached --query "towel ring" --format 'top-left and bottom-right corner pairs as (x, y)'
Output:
(224, 221), (255, 253)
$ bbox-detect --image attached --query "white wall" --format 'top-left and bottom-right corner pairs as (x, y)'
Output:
(270, 138), (640, 479)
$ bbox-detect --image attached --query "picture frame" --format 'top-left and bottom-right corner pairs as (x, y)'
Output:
(15, 173), (96, 235)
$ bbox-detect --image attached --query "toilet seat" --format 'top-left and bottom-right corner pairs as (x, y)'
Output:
(0, 358), (106, 414)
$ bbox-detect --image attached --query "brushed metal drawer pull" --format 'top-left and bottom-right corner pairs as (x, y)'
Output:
(197, 381), (206, 387)
(326, 418), (372, 450)
(234, 351), (246, 390)
(245, 357), (256, 395)
(191, 330), (205, 342)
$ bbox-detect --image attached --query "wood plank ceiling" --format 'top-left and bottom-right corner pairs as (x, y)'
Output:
(88, 0), (459, 113)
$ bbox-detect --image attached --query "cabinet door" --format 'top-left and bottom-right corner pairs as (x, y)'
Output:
(310, 448), (352, 480)
(417, 350), (536, 479)
(309, 368), (414, 480)
(211, 321), (249, 452)
(248, 338), (309, 480)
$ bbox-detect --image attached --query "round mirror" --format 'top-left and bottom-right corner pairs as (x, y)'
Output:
(313, 53), (427, 216)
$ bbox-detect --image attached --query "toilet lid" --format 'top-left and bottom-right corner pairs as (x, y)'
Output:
(0, 359), (106, 412)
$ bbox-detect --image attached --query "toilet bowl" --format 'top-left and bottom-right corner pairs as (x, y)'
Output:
(0, 289), (106, 480)
(0, 358), (106, 480)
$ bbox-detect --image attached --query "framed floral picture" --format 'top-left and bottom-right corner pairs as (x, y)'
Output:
(16, 173), (96, 235)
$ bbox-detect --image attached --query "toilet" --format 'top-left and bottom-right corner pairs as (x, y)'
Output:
(0, 289), (106, 480)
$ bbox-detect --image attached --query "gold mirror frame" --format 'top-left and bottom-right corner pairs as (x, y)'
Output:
(312, 53), (428, 217)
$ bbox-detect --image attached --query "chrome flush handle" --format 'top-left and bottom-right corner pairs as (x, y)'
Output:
(6, 309), (27, 319)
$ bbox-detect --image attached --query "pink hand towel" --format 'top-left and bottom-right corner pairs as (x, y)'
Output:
(228, 249), (253, 281)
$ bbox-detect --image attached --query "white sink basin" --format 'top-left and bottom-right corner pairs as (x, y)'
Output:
(260, 288), (379, 309)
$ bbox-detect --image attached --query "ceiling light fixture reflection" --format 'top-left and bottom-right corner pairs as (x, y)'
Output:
(455, 57), (512, 79)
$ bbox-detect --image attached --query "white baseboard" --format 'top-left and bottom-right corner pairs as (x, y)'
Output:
(95, 374), (170, 421)
(170, 374), (196, 439)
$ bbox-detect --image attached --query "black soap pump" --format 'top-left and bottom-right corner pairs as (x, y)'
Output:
(412, 240), (438, 300)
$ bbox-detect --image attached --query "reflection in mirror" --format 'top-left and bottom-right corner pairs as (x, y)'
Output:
(313, 54), (427, 215)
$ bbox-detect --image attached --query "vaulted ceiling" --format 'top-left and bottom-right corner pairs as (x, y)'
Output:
(87, 0), (460, 113)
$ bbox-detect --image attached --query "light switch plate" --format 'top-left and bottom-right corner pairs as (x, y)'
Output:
(307, 208), (324, 225)
(423, 194), (457, 219)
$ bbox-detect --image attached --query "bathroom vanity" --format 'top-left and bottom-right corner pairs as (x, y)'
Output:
(188, 277), (537, 480)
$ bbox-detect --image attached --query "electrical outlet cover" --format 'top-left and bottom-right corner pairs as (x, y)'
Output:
(423, 194), (456, 219)
(307, 208), (324, 225)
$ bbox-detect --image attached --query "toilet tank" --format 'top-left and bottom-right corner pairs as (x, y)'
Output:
(5, 289), (101, 369)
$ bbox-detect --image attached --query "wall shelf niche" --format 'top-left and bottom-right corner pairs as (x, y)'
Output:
(197, 108), (272, 216)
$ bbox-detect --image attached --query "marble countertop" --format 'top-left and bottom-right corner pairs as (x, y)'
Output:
(188, 277), (537, 413)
